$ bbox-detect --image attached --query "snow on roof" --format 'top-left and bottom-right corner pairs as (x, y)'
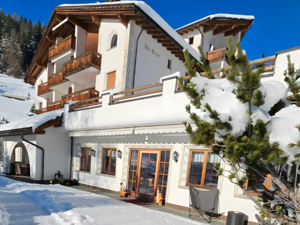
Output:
(0, 109), (64, 133)
(58, 1), (200, 60)
(176, 13), (255, 31)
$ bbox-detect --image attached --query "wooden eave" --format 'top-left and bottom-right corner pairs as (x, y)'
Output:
(176, 18), (253, 39)
(0, 116), (62, 137)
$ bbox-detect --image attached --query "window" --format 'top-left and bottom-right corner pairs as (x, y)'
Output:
(111, 35), (118, 48)
(158, 151), (170, 197)
(102, 148), (116, 175)
(245, 174), (273, 195)
(167, 59), (172, 70)
(80, 147), (92, 172)
(15, 147), (23, 162)
(187, 150), (221, 188)
(106, 71), (116, 89)
(128, 150), (139, 192)
(189, 37), (194, 45)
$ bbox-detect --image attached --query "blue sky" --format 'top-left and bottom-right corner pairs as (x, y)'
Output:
(1, 0), (299, 60)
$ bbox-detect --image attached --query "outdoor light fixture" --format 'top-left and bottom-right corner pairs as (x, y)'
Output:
(117, 149), (122, 159)
(91, 149), (96, 157)
(173, 151), (179, 163)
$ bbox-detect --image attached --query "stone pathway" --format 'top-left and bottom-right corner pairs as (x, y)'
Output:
(71, 184), (227, 225)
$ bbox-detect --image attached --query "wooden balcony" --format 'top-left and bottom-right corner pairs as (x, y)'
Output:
(37, 100), (63, 114)
(61, 87), (99, 105)
(63, 51), (101, 78)
(48, 70), (67, 87)
(37, 82), (51, 96)
(48, 35), (76, 60)
(206, 47), (228, 64)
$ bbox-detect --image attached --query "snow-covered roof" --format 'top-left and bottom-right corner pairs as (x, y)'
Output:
(0, 109), (64, 133)
(176, 13), (255, 31)
(58, 1), (200, 60)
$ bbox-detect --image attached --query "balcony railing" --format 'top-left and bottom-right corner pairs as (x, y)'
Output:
(48, 70), (66, 87)
(37, 82), (51, 96)
(63, 51), (101, 77)
(206, 47), (228, 64)
(37, 100), (63, 114)
(48, 35), (76, 60)
(61, 87), (99, 104)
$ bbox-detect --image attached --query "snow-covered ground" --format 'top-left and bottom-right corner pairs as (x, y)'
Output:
(0, 176), (205, 225)
(0, 74), (35, 123)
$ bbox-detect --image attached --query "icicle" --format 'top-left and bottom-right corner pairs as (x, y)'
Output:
(295, 163), (299, 195)
(279, 164), (285, 179)
(277, 165), (281, 173)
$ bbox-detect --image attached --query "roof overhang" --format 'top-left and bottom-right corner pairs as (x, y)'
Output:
(0, 116), (62, 137)
(176, 14), (254, 40)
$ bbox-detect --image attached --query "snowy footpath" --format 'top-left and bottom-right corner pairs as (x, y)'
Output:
(0, 176), (206, 225)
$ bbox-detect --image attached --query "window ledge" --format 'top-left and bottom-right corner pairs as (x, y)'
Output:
(234, 194), (259, 200)
(96, 173), (116, 178)
(78, 170), (91, 174)
(107, 46), (117, 51)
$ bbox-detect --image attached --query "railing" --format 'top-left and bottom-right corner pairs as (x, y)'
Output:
(63, 51), (101, 77)
(206, 47), (228, 64)
(48, 70), (65, 86)
(61, 87), (99, 104)
(48, 35), (76, 60)
(47, 100), (63, 111)
(37, 82), (51, 95)
(70, 83), (163, 111)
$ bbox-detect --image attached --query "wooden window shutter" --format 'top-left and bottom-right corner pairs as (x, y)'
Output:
(86, 32), (99, 53)
(106, 71), (116, 89)
(265, 174), (272, 190)
(68, 87), (73, 94)
(39, 102), (43, 109)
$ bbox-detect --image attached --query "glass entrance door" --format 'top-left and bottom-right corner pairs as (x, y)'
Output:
(137, 152), (158, 198)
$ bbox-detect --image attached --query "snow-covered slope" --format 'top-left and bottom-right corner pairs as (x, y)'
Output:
(0, 74), (35, 123)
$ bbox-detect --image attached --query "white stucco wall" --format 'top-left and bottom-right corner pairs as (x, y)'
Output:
(181, 27), (241, 55)
(74, 26), (87, 58)
(36, 126), (70, 180)
(133, 27), (187, 89)
(2, 127), (70, 181)
(262, 48), (300, 86)
(96, 20), (127, 93)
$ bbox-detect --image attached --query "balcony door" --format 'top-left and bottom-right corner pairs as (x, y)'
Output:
(128, 149), (170, 200)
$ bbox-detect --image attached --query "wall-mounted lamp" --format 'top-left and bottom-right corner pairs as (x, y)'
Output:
(173, 151), (179, 163)
(91, 149), (96, 157)
(117, 149), (122, 159)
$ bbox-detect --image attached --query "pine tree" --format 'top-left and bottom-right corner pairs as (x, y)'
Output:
(284, 55), (300, 106)
(179, 37), (300, 224)
(28, 104), (37, 116)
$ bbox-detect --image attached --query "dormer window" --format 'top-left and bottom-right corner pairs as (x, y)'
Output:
(189, 37), (194, 45)
(111, 35), (118, 48)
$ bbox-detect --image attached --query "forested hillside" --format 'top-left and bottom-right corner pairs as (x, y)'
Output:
(0, 9), (45, 78)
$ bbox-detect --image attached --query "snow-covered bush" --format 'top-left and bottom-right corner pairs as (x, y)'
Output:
(179, 37), (300, 224)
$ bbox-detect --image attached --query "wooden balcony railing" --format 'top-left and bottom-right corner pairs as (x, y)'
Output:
(37, 100), (63, 114)
(70, 83), (163, 111)
(206, 47), (228, 64)
(48, 70), (66, 87)
(61, 87), (99, 104)
(37, 82), (51, 96)
(48, 35), (76, 60)
(63, 51), (101, 77)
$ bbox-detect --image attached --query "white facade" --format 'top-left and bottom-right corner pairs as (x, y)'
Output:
(2, 126), (70, 180)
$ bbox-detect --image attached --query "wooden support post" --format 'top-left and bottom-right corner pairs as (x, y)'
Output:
(91, 15), (101, 26)
(118, 14), (128, 27)
(47, 35), (56, 43)
(67, 15), (87, 30)
(35, 61), (47, 69)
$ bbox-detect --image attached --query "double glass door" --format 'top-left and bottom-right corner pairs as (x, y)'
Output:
(137, 152), (159, 197)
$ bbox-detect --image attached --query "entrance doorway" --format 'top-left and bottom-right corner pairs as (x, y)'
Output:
(128, 149), (170, 200)
(10, 143), (30, 176)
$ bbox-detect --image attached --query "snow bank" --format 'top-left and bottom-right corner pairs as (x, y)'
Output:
(191, 75), (287, 137)
(267, 105), (300, 164)
(58, 1), (200, 60)
(0, 176), (205, 225)
(0, 109), (64, 132)
(0, 74), (35, 122)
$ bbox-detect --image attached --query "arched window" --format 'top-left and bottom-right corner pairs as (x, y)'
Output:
(111, 35), (118, 48)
